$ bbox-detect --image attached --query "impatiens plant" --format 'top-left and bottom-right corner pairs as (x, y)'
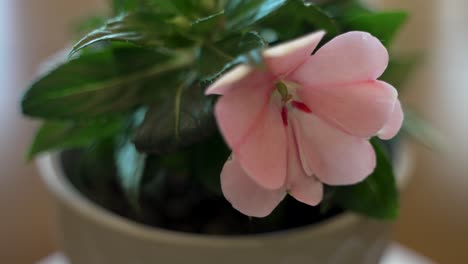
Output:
(21, 0), (423, 232)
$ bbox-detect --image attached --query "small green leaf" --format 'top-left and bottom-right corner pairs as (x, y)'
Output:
(300, 2), (341, 36)
(28, 118), (123, 159)
(21, 46), (192, 119)
(333, 140), (399, 219)
(72, 15), (107, 40)
(69, 139), (121, 209)
(188, 133), (230, 194)
(403, 108), (445, 150)
(191, 10), (225, 36)
(110, 0), (189, 15)
(115, 139), (147, 212)
(111, 0), (140, 14)
(133, 73), (217, 154)
(322, 0), (372, 19)
(344, 11), (408, 47)
(197, 31), (267, 81)
(71, 12), (190, 56)
(160, 0), (201, 17)
(323, 0), (407, 45)
(259, 0), (340, 43)
(225, 0), (288, 31)
(381, 54), (421, 91)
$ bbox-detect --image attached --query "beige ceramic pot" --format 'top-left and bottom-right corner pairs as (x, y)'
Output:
(37, 143), (413, 264)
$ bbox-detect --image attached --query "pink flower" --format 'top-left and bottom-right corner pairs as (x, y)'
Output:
(205, 31), (404, 217)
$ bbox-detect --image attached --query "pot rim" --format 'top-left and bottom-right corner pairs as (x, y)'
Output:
(36, 141), (413, 248)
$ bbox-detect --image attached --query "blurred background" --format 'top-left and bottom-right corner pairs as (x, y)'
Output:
(0, 0), (466, 263)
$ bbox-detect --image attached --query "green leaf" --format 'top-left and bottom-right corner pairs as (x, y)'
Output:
(322, 0), (407, 45)
(380, 54), (421, 91)
(21, 46), (193, 119)
(70, 12), (191, 56)
(197, 31), (267, 81)
(321, 0), (372, 19)
(188, 133), (230, 194)
(133, 73), (217, 154)
(115, 139), (147, 212)
(68, 139), (121, 210)
(111, 0), (140, 14)
(403, 108), (445, 150)
(256, 0), (306, 41)
(258, 0), (340, 43)
(224, 0), (288, 31)
(333, 140), (399, 219)
(158, 0), (201, 17)
(299, 2), (341, 36)
(72, 15), (107, 41)
(191, 10), (225, 36)
(28, 118), (122, 159)
(110, 0), (178, 15)
(344, 11), (408, 47)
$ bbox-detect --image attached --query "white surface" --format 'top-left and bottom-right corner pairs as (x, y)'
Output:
(381, 244), (436, 264)
(39, 243), (435, 264)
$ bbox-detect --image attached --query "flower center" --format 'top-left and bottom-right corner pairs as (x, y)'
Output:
(275, 81), (312, 127)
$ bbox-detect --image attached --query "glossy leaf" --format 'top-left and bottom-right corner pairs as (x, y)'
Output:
(191, 11), (225, 36)
(67, 139), (122, 211)
(188, 134), (230, 194)
(321, 0), (372, 19)
(28, 118), (122, 159)
(70, 12), (190, 56)
(22, 46), (191, 119)
(333, 140), (399, 219)
(197, 31), (267, 81)
(110, 0), (179, 15)
(159, 0), (203, 17)
(344, 11), (408, 47)
(322, 0), (407, 45)
(259, 0), (340, 43)
(72, 15), (107, 40)
(381, 54), (421, 90)
(133, 75), (217, 154)
(115, 139), (147, 212)
(403, 108), (445, 150)
(224, 0), (288, 31)
(258, 1), (307, 41)
(300, 2), (341, 36)
(112, 0), (140, 14)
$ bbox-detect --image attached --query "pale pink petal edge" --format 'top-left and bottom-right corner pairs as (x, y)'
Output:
(205, 65), (254, 95)
(292, 113), (377, 186)
(263, 31), (326, 77)
(291, 31), (389, 86)
(221, 156), (286, 218)
(378, 100), (404, 140)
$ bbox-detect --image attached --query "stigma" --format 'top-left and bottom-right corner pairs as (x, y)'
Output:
(276, 81), (312, 127)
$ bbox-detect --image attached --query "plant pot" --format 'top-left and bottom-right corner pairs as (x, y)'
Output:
(37, 143), (413, 264)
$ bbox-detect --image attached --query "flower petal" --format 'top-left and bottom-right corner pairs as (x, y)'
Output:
(297, 80), (398, 138)
(221, 156), (286, 218)
(286, 126), (323, 206)
(213, 72), (287, 190)
(235, 101), (288, 189)
(264, 31), (325, 78)
(292, 113), (376, 186)
(213, 70), (274, 148)
(205, 65), (256, 95)
(378, 100), (404, 140)
(291, 31), (389, 86)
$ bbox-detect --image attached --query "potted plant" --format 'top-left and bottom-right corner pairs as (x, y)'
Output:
(22, 0), (421, 263)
